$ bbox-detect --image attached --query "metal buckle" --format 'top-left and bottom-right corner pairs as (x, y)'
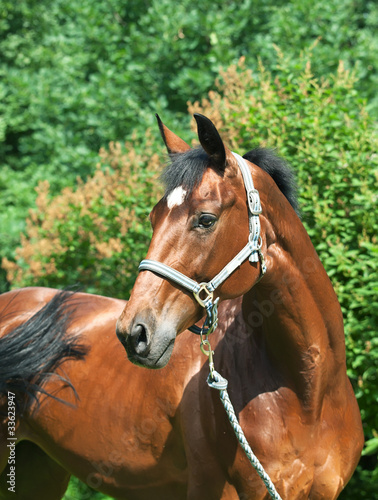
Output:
(249, 234), (262, 248)
(248, 189), (262, 215)
(193, 283), (213, 308)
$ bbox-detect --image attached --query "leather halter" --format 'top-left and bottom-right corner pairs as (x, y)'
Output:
(138, 152), (266, 335)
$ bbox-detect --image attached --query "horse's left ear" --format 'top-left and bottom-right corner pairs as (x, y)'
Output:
(156, 114), (191, 154)
(194, 113), (226, 170)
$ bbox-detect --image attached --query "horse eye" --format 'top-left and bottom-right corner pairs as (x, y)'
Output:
(198, 214), (217, 229)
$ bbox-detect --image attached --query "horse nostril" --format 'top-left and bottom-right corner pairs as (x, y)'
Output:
(131, 323), (150, 356)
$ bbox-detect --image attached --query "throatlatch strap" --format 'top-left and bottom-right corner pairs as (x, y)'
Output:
(232, 152), (262, 263)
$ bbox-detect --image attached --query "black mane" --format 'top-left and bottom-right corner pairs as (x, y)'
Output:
(161, 146), (299, 215)
(243, 148), (299, 215)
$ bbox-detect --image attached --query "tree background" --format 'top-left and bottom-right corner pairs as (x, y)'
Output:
(0, 0), (377, 498)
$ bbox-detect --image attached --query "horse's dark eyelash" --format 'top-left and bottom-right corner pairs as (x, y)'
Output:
(193, 214), (217, 231)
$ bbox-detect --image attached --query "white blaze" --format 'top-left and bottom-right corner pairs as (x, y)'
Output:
(166, 186), (187, 209)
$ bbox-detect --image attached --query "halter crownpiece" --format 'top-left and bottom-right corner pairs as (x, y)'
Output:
(138, 152), (266, 335)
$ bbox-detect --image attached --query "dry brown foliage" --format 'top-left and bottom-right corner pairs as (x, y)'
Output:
(2, 133), (162, 295)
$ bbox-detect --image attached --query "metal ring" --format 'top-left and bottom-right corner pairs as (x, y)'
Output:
(193, 283), (213, 308)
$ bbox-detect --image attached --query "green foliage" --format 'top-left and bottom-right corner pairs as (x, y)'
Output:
(63, 476), (112, 500)
(254, 0), (378, 115)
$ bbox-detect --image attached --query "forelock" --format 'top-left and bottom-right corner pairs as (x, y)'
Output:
(160, 147), (210, 197)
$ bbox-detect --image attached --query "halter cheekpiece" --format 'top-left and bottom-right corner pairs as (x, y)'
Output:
(138, 152), (266, 336)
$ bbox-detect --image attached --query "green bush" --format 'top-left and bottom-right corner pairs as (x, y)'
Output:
(63, 476), (112, 500)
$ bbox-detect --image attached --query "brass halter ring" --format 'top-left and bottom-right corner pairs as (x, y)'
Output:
(193, 283), (213, 308)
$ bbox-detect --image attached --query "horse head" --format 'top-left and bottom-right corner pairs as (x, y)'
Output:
(116, 114), (273, 368)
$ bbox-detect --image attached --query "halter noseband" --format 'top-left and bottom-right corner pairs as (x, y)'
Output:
(138, 152), (266, 335)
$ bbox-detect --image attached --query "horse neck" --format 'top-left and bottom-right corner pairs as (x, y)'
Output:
(242, 192), (346, 416)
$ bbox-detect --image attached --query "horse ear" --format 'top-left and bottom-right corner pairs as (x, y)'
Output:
(156, 114), (191, 154)
(194, 113), (226, 170)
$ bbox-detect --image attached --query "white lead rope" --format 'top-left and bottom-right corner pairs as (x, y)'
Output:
(208, 370), (282, 500)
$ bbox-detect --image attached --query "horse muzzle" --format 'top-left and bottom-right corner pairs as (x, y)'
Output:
(116, 310), (176, 369)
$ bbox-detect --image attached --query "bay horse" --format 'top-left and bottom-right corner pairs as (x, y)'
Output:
(0, 114), (363, 499)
